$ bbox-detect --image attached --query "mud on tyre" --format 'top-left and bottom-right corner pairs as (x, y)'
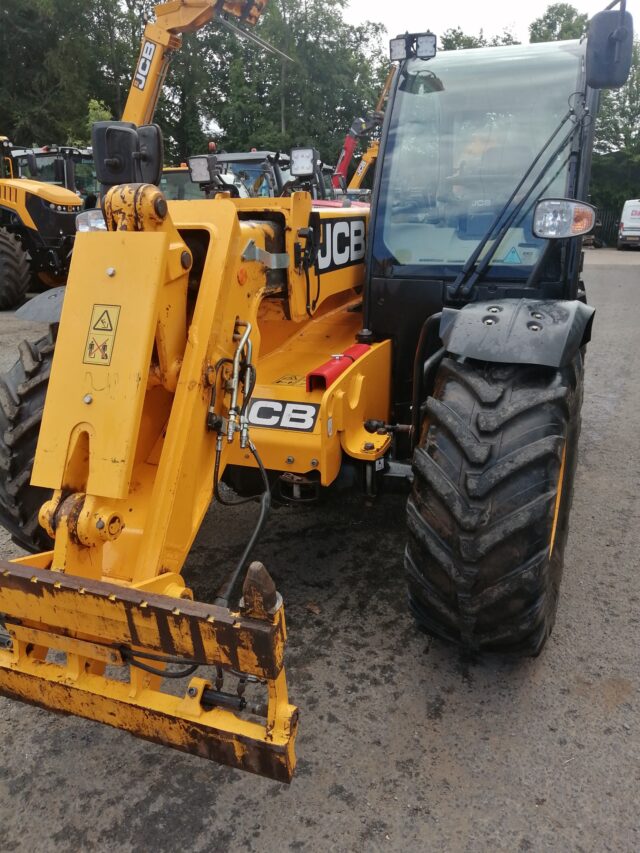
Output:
(0, 329), (55, 551)
(406, 354), (583, 656)
(0, 227), (31, 310)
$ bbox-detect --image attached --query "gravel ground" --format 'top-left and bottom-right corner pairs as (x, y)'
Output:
(0, 248), (639, 852)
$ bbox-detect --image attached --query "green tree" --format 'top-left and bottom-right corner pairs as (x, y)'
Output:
(0, 0), (386, 165)
(214, 0), (386, 163)
(590, 39), (640, 212)
(529, 3), (588, 42)
(0, 0), (95, 144)
(440, 27), (520, 50)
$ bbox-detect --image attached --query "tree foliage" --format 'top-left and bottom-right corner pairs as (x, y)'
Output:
(529, 3), (588, 43)
(590, 39), (640, 212)
(0, 0), (385, 163)
(440, 27), (520, 50)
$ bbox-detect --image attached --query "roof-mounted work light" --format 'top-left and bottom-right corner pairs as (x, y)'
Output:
(389, 32), (437, 62)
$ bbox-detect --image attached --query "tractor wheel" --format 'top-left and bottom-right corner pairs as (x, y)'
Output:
(405, 354), (583, 656)
(0, 329), (55, 552)
(0, 228), (31, 310)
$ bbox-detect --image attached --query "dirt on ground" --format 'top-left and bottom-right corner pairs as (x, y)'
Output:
(0, 248), (638, 852)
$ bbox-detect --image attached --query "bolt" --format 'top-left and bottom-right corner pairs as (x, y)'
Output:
(532, 312), (543, 320)
(181, 250), (192, 270)
(109, 652), (118, 663)
(311, 458), (318, 467)
(488, 306), (500, 313)
(106, 267), (116, 277)
(83, 394), (93, 405)
(187, 686), (198, 698)
(529, 323), (541, 332)
(364, 442), (375, 451)
(154, 197), (168, 219)
(96, 519), (105, 530)
(331, 354), (343, 360)
(286, 455), (294, 464)
(483, 318), (495, 326)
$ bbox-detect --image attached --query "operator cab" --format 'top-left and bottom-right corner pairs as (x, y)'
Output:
(363, 15), (633, 424)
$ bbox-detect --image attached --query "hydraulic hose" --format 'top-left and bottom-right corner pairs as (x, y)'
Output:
(213, 441), (271, 609)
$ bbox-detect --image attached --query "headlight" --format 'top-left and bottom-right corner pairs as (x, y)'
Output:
(389, 32), (438, 61)
(533, 199), (596, 239)
(188, 154), (217, 183)
(290, 147), (318, 177)
(76, 209), (107, 232)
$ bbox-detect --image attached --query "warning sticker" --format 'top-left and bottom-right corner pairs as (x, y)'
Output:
(503, 247), (522, 264)
(83, 304), (121, 366)
(274, 374), (306, 386)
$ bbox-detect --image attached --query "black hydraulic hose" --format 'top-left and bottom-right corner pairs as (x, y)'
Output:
(214, 442), (271, 609)
(120, 647), (203, 679)
(410, 313), (442, 444)
(125, 658), (199, 679)
(449, 108), (574, 298)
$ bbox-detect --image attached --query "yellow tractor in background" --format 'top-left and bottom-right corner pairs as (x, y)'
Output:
(0, 0), (635, 782)
(0, 138), (86, 308)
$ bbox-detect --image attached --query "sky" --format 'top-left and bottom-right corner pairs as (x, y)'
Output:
(343, 0), (609, 45)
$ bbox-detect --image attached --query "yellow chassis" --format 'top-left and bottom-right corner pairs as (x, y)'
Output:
(0, 183), (390, 781)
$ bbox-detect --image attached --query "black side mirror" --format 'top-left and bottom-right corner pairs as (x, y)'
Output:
(26, 152), (38, 177)
(92, 121), (139, 185)
(137, 124), (163, 185)
(92, 121), (163, 187)
(586, 9), (634, 89)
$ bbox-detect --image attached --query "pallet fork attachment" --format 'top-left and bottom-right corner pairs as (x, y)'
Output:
(0, 559), (297, 781)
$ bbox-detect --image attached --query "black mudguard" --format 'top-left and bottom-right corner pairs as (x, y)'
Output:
(15, 286), (65, 324)
(439, 298), (595, 368)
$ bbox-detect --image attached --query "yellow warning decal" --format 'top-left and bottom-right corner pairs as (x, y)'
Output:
(83, 304), (121, 366)
(273, 374), (306, 386)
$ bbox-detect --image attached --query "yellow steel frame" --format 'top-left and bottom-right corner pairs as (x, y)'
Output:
(0, 182), (391, 780)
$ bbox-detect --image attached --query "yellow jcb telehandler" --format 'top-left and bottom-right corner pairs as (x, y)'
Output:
(0, 0), (635, 782)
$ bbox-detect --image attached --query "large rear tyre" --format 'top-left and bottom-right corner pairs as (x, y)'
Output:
(405, 355), (583, 655)
(0, 330), (55, 552)
(0, 228), (31, 310)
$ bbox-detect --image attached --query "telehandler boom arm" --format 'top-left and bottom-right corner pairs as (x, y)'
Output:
(122, 0), (268, 126)
(332, 67), (395, 191)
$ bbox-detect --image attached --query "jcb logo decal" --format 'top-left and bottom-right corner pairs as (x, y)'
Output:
(248, 400), (319, 432)
(316, 218), (366, 274)
(133, 41), (156, 90)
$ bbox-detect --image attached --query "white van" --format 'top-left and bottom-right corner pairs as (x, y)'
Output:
(618, 198), (640, 249)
